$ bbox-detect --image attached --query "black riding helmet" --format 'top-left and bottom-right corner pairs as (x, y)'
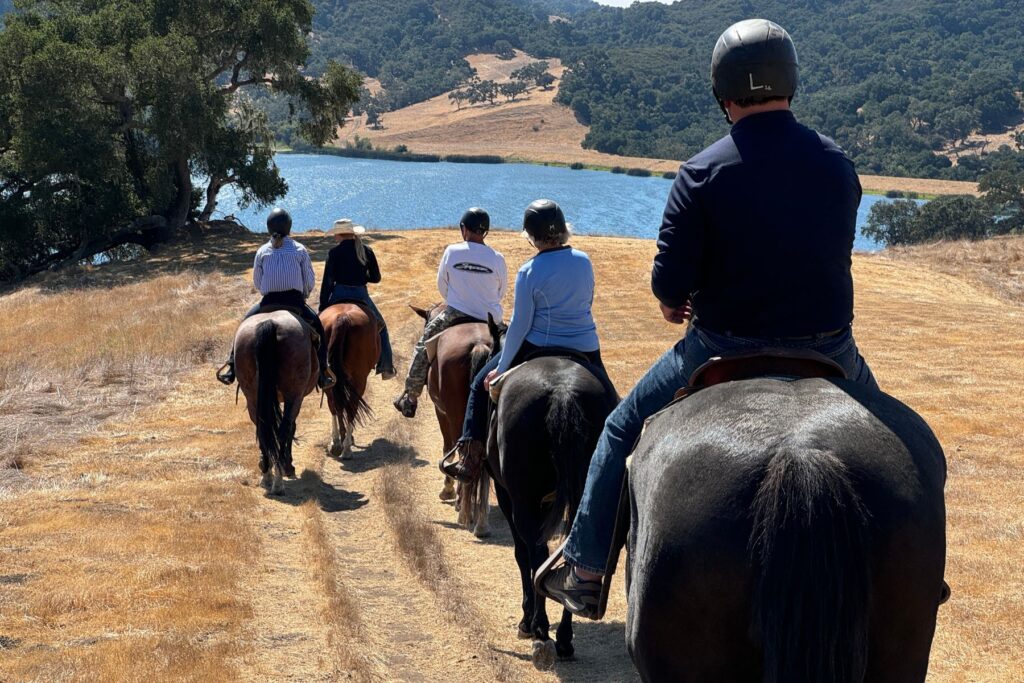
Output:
(522, 199), (567, 243)
(460, 207), (490, 234)
(267, 207), (292, 236)
(711, 19), (798, 122)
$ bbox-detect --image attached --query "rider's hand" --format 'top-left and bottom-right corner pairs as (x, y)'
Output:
(483, 369), (499, 390)
(660, 300), (693, 325)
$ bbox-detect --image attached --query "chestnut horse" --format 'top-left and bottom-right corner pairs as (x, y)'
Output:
(233, 311), (318, 494)
(412, 303), (493, 538)
(320, 302), (377, 459)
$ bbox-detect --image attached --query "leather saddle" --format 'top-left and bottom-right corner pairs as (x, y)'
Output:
(488, 347), (595, 402)
(673, 347), (846, 400)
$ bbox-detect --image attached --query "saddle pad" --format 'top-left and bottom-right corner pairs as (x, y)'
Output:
(257, 307), (320, 348)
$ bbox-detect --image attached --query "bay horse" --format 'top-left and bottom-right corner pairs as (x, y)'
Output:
(485, 319), (618, 669)
(319, 303), (377, 459)
(625, 377), (947, 682)
(233, 311), (318, 495)
(411, 303), (492, 538)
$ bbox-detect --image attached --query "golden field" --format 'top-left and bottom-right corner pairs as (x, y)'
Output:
(336, 51), (981, 199)
(1, 227), (1022, 681)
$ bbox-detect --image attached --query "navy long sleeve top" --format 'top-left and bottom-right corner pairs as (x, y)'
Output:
(652, 110), (861, 338)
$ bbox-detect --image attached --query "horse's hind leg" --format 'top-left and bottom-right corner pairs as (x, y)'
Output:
(329, 412), (344, 458)
(473, 470), (492, 539)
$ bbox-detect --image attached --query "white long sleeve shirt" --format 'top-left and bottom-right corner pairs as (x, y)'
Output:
(252, 237), (316, 297)
(437, 241), (507, 322)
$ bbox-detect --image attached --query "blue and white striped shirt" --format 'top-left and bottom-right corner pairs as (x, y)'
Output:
(253, 237), (316, 297)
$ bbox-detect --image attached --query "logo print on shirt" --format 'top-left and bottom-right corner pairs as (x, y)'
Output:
(453, 262), (494, 274)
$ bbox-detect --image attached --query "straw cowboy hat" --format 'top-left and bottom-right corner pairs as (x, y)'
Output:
(328, 218), (366, 236)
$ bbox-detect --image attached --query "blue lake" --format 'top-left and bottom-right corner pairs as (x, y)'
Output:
(217, 154), (893, 251)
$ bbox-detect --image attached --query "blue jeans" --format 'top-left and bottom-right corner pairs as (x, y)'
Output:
(562, 323), (878, 574)
(327, 284), (395, 374)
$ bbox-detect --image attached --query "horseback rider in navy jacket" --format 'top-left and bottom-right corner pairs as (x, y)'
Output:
(539, 19), (880, 620)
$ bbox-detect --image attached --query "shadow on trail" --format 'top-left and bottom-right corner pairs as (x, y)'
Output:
(332, 437), (428, 473)
(267, 468), (368, 512)
(432, 504), (514, 547)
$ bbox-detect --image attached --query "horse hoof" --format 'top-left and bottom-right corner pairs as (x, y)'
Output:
(474, 525), (491, 539)
(439, 484), (456, 502)
(271, 477), (284, 495)
(517, 625), (532, 640)
(339, 448), (352, 461)
(260, 472), (273, 489)
(329, 443), (342, 458)
(532, 639), (557, 671)
(556, 641), (576, 661)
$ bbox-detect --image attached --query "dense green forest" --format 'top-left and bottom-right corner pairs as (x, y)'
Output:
(299, 0), (1024, 181)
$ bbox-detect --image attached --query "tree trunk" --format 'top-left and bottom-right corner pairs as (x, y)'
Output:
(199, 176), (227, 223)
(166, 156), (192, 237)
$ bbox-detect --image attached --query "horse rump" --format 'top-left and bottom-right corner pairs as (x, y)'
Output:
(751, 447), (871, 683)
(255, 319), (283, 469)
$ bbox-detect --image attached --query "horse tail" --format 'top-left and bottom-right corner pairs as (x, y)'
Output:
(751, 448), (871, 683)
(329, 314), (371, 429)
(255, 319), (283, 468)
(469, 342), (491, 383)
(541, 383), (592, 542)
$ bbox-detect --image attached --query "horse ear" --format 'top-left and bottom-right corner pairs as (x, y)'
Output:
(410, 304), (429, 320)
(487, 313), (501, 341)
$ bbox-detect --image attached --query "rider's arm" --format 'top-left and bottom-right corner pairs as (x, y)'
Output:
(495, 269), (535, 374)
(436, 247), (450, 300)
(252, 248), (266, 294)
(300, 247), (316, 299)
(318, 249), (335, 312)
(365, 246), (381, 284)
(652, 165), (705, 309)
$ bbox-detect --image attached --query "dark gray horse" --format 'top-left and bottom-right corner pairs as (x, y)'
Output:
(488, 348), (617, 669)
(625, 377), (947, 682)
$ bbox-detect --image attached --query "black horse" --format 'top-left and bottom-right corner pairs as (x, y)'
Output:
(485, 319), (618, 669)
(625, 376), (947, 682)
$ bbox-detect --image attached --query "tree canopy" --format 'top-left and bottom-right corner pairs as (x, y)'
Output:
(0, 0), (360, 281)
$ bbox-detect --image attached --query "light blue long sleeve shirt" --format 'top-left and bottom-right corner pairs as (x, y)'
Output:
(496, 246), (600, 374)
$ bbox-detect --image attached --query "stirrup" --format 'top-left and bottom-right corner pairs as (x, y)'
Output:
(438, 442), (462, 477)
(216, 362), (235, 385)
(535, 540), (613, 621)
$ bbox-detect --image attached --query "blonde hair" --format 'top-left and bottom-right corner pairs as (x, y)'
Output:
(338, 234), (368, 265)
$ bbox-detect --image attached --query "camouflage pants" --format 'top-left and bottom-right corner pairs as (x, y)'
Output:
(404, 306), (471, 396)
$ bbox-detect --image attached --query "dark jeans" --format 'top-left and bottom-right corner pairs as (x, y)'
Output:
(326, 284), (395, 374)
(241, 290), (328, 374)
(562, 323), (878, 574)
(459, 341), (615, 444)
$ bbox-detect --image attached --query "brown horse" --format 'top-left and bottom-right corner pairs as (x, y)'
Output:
(234, 311), (318, 495)
(412, 303), (493, 538)
(320, 303), (377, 459)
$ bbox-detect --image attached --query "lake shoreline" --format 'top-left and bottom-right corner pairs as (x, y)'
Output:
(279, 146), (961, 199)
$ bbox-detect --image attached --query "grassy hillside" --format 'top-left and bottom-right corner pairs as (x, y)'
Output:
(302, 0), (1024, 180)
(1, 228), (1022, 679)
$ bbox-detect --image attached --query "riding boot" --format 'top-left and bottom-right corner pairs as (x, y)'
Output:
(217, 350), (236, 385)
(393, 390), (418, 418)
(440, 438), (485, 483)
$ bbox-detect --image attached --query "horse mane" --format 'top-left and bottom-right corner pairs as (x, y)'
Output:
(750, 446), (871, 683)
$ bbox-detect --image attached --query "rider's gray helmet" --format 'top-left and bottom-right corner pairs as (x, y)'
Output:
(266, 207), (292, 236)
(711, 19), (798, 116)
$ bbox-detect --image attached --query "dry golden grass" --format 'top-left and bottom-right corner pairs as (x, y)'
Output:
(1, 227), (1021, 680)
(336, 52), (979, 196)
(881, 234), (1024, 305)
